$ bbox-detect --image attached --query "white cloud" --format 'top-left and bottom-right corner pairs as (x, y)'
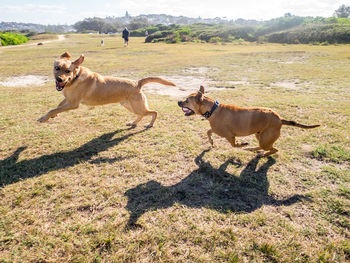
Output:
(100, 0), (345, 20)
(3, 4), (66, 13)
(0, 0), (346, 24)
(0, 4), (68, 24)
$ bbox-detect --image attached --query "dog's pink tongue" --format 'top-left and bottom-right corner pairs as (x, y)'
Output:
(182, 107), (190, 113)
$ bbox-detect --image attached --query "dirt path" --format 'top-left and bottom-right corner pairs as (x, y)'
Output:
(1, 34), (65, 49)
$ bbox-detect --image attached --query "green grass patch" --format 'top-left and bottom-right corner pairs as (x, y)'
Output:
(312, 143), (350, 163)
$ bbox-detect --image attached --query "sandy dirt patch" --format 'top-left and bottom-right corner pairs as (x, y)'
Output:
(182, 67), (217, 75)
(143, 66), (237, 98)
(0, 75), (50, 87)
(142, 75), (232, 98)
(269, 80), (302, 90)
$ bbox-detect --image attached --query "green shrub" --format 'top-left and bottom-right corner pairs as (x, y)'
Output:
(166, 32), (181, 43)
(0, 32), (28, 46)
(209, 36), (221, 43)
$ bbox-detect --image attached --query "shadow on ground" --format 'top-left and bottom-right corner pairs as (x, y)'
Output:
(0, 128), (146, 187)
(125, 149), (307, 227)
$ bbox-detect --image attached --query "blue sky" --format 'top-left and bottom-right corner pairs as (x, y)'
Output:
(0, 0), (346, 25)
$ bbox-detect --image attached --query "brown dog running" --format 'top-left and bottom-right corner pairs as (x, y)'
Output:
(178, 86), (320, 157)
(38, 52), (176, 128)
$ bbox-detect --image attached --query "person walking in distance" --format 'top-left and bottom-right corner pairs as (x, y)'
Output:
(122, 27), (129, 47)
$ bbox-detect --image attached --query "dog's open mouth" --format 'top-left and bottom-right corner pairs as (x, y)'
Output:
(56, 81), (66, 91)
(182, 107), (194, 116)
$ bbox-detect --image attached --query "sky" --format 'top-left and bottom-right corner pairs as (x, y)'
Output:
(0, 0), (347, 25)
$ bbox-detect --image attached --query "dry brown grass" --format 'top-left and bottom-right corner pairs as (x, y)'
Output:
(0, 34), (349, 262)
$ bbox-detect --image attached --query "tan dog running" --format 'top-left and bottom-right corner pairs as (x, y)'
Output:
(178, 86), (320, 157)
(38, 52), (176, 128)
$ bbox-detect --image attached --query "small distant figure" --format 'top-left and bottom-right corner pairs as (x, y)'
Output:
(145, 30), (148, 37)
(122, 27), (129, 47)
(37, 42), (43, 45)
(101, 39), (104, 46)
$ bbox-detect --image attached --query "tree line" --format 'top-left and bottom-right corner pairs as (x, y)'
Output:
(73, 17), (151, 33)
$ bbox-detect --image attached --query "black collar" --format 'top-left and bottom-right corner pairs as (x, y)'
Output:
(202, 100), (219, 119)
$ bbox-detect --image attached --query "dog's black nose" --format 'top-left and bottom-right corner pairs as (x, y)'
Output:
(56, 76), (63, 82)
(177, 101), (182, 106)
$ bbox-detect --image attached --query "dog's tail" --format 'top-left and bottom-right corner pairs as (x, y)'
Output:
(137, 77), (176, 90)
(282, 119), (320, 129)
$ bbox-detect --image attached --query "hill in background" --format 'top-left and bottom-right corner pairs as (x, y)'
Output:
(1, 5), (350, 44)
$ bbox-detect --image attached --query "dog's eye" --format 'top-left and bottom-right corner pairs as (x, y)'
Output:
(185, 98), (189, 103)
(65, 69), (71, 73)
(55, 66), (60, 71)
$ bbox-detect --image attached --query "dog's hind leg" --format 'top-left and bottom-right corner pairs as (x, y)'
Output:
(143, 110), (157, 128)
(127, 115), (144, 127)
(256, 128), (280, 157)
(127, 92), (158, 128)
(243, 133), (263, 152)
(121, 101), (143, 127)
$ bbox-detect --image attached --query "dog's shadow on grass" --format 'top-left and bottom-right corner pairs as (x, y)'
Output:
(125, 149), (307, 228)
(0, 128), (146, 187)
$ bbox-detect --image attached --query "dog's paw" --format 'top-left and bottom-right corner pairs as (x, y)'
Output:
(126, 123), (137, 128)
(145, 124), (153, 129)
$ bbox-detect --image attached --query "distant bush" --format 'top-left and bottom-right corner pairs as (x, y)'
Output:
(0, 32), (28, 46)
(25, 31), (38, 38)
(145, 30), (175, 43)
(267, 24), (350, 44)
(209, 36), (221, 43)
(132, 16), (350, 44)
(141, 24), (254, 44)
(255, 16), (305, 36)
(130, 24), (172, 37)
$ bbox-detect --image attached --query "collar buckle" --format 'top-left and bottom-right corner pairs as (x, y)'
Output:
(202, 100), (219, 119)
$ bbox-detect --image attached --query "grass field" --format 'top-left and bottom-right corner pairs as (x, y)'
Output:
(0, 34), (349, 262)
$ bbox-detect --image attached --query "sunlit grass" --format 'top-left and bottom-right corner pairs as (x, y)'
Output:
(0, 34), (349, 262)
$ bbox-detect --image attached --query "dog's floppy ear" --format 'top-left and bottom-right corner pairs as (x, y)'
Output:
(60, 52), (71, 60)
(73, 54), (84, 67)
(199, 85), (205, 94)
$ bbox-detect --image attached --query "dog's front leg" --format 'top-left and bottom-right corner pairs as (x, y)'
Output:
(38, 99), (79, 122)
(207, 129), (214, 147)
